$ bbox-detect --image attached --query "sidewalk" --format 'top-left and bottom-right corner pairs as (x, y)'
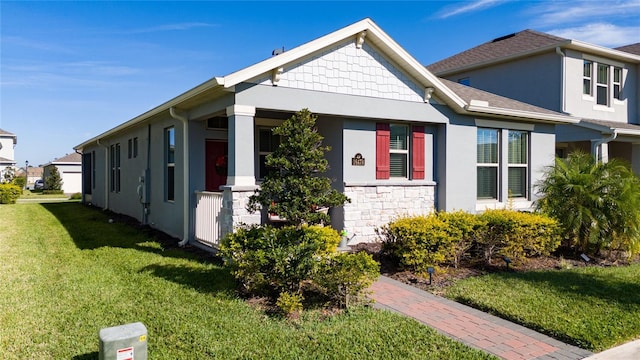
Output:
(370, 276), (594, 360)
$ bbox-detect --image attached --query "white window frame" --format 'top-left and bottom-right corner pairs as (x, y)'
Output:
(257, 127), (280, 180)
(583, 60), (593, 96)
(389, 123), (409, 178)
(596, 63), (609, 106)
(507, 130), (528, 199)
(165, 127), (175, 202)
(477, 128), (500, 200)
(613, 67), (622, 101)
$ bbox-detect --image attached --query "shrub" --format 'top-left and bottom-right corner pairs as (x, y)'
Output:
(314, 251), (379, 308)
(11, 176), (25, 189)
(476, 209), (560, 264)
(43, 190), (64, 195)
(536, 152), (640, 256)
(220, 224), (379, 310)
(276, 291), (304, 318)
(69, 192), (82, 200)
(220, 224), (340, 297)
(379, 213), (458, 274)
(438, 211), (485, 268)
(0, 183), (22, 204)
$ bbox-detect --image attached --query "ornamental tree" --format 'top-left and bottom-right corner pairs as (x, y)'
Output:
(45, 166), (63, 191)
(247, 108), (350, 226)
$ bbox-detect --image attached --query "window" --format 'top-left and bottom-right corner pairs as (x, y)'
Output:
(376, 123), (425, 180)
(390, 124), (408, 178)
(166, 127), (175, 201)
(596, 63), (609, 105)
(110, 143), (121, 192)
(207, 116), (229, 129)
(508, 131), (528, 198)
(133, 137), (138, 158)
(613, 67), (622, 100)
(477, 129), (499, 199)
(458, 77), (470, 86)
(127, 139), (132, 159)
(258, 128), (280, 179)
(583, 61), (592, 95)
(91, 151), (96, 190)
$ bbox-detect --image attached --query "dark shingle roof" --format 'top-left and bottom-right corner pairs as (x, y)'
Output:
(581, 118), (640, 133)
(428, 30), (568, 75)
(51, 153), (82, 163)
(440, 78), (565, 116)
(615, 43), (640, 56)
(0, 128), (16, 136)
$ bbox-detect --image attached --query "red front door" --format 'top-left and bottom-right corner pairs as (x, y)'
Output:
(205, 140), (228, 191)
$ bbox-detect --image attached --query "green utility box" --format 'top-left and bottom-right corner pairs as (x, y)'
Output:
(99, 322), (147, 360)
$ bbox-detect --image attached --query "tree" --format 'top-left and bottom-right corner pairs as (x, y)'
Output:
(535, 152), (640, 256)
(247, 108), (350, 226)
(2, 166), (15, 183)
(45, 166), (63, 191)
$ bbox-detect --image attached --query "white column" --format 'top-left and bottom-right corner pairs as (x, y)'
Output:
(226, 105), (256, 186)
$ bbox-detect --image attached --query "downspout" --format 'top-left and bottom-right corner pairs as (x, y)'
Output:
(555, 47), (567, 114)
(592, 130), (618, 163)
(96, 139), (109, 210)
(169, 107), (190, 247)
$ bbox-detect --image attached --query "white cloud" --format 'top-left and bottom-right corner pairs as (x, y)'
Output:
(528, 0), (640, 27)
(124, 22), (217, 34)
(548, 23), (640, 48)
(437, 0), (507, 19)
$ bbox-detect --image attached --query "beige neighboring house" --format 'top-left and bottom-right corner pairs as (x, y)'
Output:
(43, 153), (82, 194)
(0, 128), (17, 182)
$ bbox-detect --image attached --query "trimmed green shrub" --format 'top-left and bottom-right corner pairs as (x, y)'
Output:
(43, 190), (64, 195)
(314, 251), (380, 308)
(379, 213), (458, 274)
(276, 291), (304, 318)
(0, 183), (22, 204)
(476, 209), (561, 264)
(438, 211), (486, 268)
(12, 176), (25, 189)
(69, 193), (82, 200)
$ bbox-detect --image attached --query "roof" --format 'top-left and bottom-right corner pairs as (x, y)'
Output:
(429, 30), (640, 76)
(615, 43), (640, 56)
(47, 152), (82, 165)
(0, 128), (17, 144)
(441, 78), (568, 118)
(75, 19), (577, 151)
(578, 119), (640, 137)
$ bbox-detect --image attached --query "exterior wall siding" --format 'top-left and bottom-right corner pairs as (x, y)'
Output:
(257, 41), (424, 102)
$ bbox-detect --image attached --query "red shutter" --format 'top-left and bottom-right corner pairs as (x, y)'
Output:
(412, 126), (425, 180)
(376, 123), (390, 179)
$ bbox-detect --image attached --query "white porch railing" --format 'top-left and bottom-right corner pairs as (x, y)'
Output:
(194, 191), (225, 247)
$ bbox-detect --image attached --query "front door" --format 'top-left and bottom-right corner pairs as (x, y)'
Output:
(205, 140), (228, 191)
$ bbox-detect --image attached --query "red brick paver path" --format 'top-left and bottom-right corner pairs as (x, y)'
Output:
(370, 276), (593, 360)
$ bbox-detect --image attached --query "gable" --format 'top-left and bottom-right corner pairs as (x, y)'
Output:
(255, 40), (425, 102)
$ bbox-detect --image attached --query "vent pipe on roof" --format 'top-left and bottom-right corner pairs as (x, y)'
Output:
(272, 47), (284, 56)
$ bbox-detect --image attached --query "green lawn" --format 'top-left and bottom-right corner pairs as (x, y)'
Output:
(445, 263), (640, 351)
(0, 202), (494, 359)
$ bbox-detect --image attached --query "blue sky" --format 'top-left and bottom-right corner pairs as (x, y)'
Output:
(1, 0), (639, 167)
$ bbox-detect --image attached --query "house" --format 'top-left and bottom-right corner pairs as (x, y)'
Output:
(74, 18), (577, 249)
(43, 153), (82, 194)
(0, 128), (17, 182)
(428, 30), (640, 173)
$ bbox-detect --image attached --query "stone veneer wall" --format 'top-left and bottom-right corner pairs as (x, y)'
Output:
(343, 184), (436, 243)
(221, 187), (261, 236)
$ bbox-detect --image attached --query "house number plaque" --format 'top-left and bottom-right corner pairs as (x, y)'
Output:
(352, 153), (365, 166)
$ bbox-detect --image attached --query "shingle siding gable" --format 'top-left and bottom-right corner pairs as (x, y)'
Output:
(256, 40), (425, 102)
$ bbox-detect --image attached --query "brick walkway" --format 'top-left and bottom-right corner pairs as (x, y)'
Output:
(370, 276), (593, 360)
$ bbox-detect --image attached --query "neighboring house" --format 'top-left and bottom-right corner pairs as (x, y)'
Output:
(0, 128), (17, 182)
(74, 18), (576, 249)
(43, 153), (82, 194)
(17, 166), (44, 189)
(428, 30), (640, 173)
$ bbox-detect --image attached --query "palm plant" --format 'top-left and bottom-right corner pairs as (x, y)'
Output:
(535, 151), (640, 256)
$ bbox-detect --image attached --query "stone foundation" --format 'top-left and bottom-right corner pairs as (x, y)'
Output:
(343, 183), (436, 243)
(221, 186), (261, 236)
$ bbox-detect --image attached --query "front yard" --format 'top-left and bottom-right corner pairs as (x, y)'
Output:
(0, 202), (493, 359)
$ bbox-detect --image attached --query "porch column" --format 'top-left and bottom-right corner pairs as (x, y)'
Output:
(226, 105), (256, 186)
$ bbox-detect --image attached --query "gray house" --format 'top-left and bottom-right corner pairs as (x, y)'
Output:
(428, 30), (640, 173)
(74, 19), (576, 249)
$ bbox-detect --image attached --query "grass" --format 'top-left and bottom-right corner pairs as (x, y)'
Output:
(445, 263), (640, 351)
(0, 202), (494, 359)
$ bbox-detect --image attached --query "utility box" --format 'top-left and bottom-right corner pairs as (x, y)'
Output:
(99, 322), (148, 360)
